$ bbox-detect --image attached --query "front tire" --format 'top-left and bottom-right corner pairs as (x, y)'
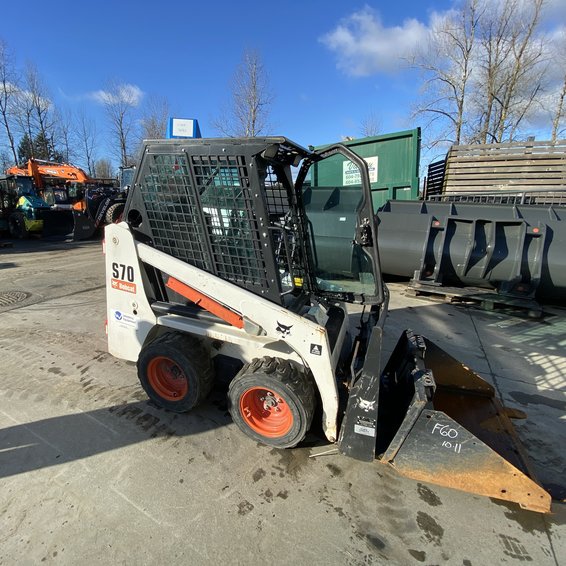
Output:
(137, 333), (213, 412)
(228, 357), (315, 448)
(9, 214), (28, 239)
(105, 202), (125, 224)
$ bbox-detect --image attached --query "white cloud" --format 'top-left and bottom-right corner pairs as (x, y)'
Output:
(89, 83), (144, 106)
(321, 2), (566, 79)
(0, 81), (19, 97)
(0, 83), (51, 112)
(320, 6), (429, 76)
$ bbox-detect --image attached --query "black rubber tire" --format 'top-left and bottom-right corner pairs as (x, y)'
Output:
(227, 357), (315, 448)
(105, 202), (125, 224)
(9, 214), (28, 239)
(137, 332), (214, 412)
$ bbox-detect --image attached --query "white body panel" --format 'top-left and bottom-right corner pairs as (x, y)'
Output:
(105, 223), (157, 360)
(105, 222), (347, 442)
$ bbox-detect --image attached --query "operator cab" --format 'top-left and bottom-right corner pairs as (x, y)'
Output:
(124, 137), (385, 319)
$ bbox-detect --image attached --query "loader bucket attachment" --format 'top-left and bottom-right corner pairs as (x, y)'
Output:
(71, 210), (97, 240)
(377, 331), (551, 513)
(41, 210), (74, 237)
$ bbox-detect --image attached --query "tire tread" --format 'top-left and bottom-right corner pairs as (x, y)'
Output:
(228, 356), (315, 447)
(137, 332), (213, 411)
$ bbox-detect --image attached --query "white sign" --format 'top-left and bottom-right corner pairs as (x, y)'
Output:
(111, 309), (138, 329)
(343, 156), (378, 186)
(171, 119), (195, 137)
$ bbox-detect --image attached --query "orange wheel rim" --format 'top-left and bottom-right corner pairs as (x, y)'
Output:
(239, 387), (293, 437)
(147, 356), (188, 401)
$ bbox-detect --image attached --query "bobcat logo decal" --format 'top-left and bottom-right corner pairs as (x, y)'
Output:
(276, 321), (293, 337)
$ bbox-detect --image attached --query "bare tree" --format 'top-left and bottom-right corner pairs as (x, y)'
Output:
(413, 0), (548, 147)
(212, 49), (274, 137)
(14, 86), (35, 158)
(550, 31), (566, 143)
(0, 40), (19, 164)
(360, 112), (382, 137)
(471, 0), (513, 143)
(551, 73), (566, 143)
(94, 158), (113, 178)
(0, 149), (11, 171)
(54, 107), (75, 163)
(75, 108), (98, 176)
(140, 94), (170, 140)
(413, 0), (481, 146)
(24, 63), (57, 156)
(475, 0), (545, 143)
(13, 63), (60, 160)
(102, 80), (141, 167)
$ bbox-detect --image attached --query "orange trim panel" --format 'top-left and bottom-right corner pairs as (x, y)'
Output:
(165, 276), (244, 329)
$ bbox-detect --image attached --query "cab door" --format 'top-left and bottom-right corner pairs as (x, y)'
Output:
(296, 144), (385, 306)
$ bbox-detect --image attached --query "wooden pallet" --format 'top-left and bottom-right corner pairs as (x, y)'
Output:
(406, 281), (543, 318)
(443, 140), (566, 194)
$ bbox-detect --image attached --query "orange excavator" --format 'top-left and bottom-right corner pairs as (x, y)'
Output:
(6, 158), (93, 212)
(6, 159), (126, 239)
(7, 158), (91, 187)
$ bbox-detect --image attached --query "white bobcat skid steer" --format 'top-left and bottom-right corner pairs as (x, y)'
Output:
(106, 137), (550, 513)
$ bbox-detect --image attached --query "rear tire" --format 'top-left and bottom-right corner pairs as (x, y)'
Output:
(9, 214), (28, 239)
(228, 357), (315, 448)
(137, 333), (213, 412)
(105, 202), (125, 224)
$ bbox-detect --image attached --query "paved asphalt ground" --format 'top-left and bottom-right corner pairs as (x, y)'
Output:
(0, 237), (564, 565)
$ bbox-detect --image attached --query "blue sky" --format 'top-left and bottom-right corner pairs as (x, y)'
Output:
(1, 0), (565, 169)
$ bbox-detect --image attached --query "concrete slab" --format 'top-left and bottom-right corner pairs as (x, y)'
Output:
(0, 241), (564, 565)
(384, 283), (493, 375)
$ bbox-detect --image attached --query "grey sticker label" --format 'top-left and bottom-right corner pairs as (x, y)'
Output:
(354, 424), (376, 437)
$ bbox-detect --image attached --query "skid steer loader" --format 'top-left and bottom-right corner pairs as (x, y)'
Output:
(105, 137), (551, 513)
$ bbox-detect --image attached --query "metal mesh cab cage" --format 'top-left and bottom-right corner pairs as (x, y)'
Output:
(124, 138), (311, 304)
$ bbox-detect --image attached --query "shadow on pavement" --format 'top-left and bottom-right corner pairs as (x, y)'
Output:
(0, 399), (229, 480)
(0, 235), (102, 255)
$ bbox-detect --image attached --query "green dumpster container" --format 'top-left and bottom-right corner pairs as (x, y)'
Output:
(312, 128), (421, 210)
